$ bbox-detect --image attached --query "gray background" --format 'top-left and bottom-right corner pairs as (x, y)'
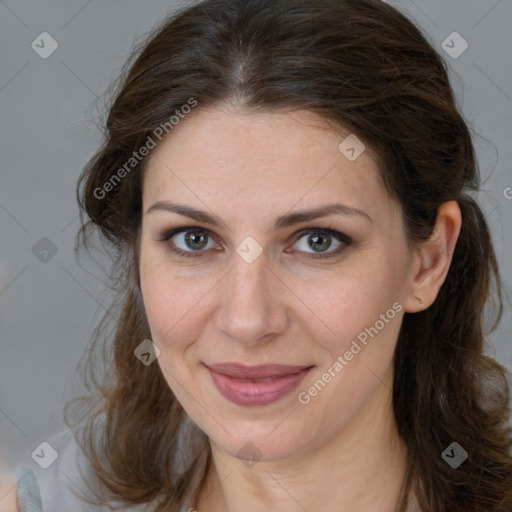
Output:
(0, 0), (511, 489)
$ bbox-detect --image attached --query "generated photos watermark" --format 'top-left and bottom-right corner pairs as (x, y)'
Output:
(298, 301), (403, 405)
(93, 97), (198, 200)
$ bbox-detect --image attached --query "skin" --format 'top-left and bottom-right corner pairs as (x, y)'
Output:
(0, 471), (17, 512)
(138, 103), (461, 512)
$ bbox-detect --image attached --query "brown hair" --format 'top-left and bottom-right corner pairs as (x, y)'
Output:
(67, 0), (512, 510)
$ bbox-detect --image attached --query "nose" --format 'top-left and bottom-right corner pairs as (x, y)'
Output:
(215, 251), (288, 345)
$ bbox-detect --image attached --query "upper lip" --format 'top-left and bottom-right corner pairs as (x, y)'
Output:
(205, 363), (312, 379)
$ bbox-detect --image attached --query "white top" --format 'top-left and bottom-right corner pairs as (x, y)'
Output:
(15, 428), (188, 512)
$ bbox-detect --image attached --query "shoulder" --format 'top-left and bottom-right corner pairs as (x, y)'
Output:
(14, 428), (96, 511)
(0, 472), (18, 511)
(13, 427), (191, 512)
(13, 428), (146, 512)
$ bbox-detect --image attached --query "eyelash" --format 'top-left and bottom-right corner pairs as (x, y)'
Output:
(156, 226), (353, 260)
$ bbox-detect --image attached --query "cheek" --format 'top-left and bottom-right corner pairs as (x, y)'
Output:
(305, 265), (401, 345)
(139, 253), (211, 352)
(295, 274), (403, 421)
(299, 260), (404, 416)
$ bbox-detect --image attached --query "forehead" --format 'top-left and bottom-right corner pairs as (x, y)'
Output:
(146, 104), (379, 168)
(141, 105), (393, 222)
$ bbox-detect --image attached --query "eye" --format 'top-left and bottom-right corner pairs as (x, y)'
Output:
(158, 227), (219, 258)
(288, 227), (352, 259)
(156, 226), (352, 259)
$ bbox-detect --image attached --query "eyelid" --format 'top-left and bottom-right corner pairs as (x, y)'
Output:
(155, 226), (221, 257)
(291, 226), (352, 246)
(155, 225), (219, 244)
(156, 225), (352, 258)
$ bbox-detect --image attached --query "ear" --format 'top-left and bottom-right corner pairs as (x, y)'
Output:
(404, 200), (462, 313)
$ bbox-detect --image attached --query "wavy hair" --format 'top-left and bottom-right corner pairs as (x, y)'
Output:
(66, 0), (512, 510)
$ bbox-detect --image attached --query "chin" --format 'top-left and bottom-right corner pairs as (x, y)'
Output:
(204, 413), (328, 463)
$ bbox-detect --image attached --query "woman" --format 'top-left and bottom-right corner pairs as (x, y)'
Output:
(12, 0), (512, 510)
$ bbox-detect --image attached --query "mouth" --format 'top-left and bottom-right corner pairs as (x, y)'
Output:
(204, 362), (314, 406)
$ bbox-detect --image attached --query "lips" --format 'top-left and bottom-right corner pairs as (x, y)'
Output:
(205, 363), (313, 406)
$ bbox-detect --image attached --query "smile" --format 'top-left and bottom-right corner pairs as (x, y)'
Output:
(205, 363), (314, 406)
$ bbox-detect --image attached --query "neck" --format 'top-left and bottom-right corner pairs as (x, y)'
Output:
(194, 369), (409, 512)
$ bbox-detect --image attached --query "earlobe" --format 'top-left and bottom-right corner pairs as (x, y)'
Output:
(404, 200), (462, 313)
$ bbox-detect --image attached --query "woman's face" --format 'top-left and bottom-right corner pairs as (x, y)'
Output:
(139, 104), (417, 462)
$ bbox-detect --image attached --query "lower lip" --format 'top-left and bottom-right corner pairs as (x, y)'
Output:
(206, 366), (313, 406)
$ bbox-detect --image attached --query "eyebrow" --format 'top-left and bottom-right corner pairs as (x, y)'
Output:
(146, 201), (372, 230)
